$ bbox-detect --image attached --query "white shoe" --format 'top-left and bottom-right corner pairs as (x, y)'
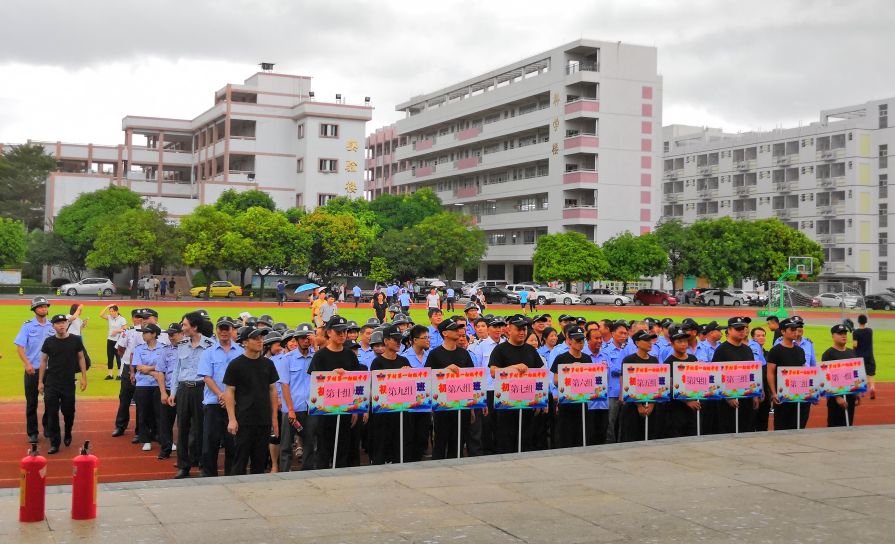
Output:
(172, 444), (177, 451)
(142, 443), (151, 452)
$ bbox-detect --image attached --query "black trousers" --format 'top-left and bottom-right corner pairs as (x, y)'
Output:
(405, 412), (431, 462)
(482, 391), (496, 454)
(555, 403), (599, 448)
(773, 402), (800, 430)
(494, 409), (537, 454)
(202, 404), (235, 477)
(369, 412), (401, 464)
(465, 408), (484, 456)
(231, 425), (270, 475)
(719, 399), (757, 434)
(665, 401), (697, 438)
(277, 410), (309, 472)
(134, 386), (159, 443)
(311, 414), (354, 470)
(446, 297), (455, 311)
(158, 390), (177, 454)
(618, 403), (667, 442)
(106, 340), (122, 370)
(115, 365), (138, 432)
(175, 384), (204, 470)
(24, 371), (41, 437)
(827, 396), (857, 427)
(431, 410), (471, 459)
(44, 380), (75, 447)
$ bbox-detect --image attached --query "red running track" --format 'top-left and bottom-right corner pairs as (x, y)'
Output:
(2, 386), (893, 488)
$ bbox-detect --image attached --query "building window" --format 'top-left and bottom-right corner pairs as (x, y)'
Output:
(880, 261), (888, 281)
(296, 158), (304, 173)
(320, 124), (339, 138)
(317, 193), (336, 207)
(881, 203), (888, 228)
(881, 233), (888, 258)
(881, 104), (889, 129)
(881, 144), (889, 170)
(318, 159), (338, 173)
(295, 193), (303, 208)
(297, 124), (305, 139)
(881, 174), (888, 199)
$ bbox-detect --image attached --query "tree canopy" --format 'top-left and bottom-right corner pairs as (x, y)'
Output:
(0, 144), (57, 230)
(0, 217), (26, 268)
(532, 232), (607, 285)
(213, 189), (276, 214)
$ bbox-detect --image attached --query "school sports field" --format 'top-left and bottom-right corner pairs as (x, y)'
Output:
(1, 298), (893, 488)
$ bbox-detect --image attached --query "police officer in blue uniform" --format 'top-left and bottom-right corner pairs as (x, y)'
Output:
(153, 323), (183, 460)
(132, 323), (166, 451)
(14, 297), (55, 442)
(169, 311), (214, 479)
(112, 308), (145, 439)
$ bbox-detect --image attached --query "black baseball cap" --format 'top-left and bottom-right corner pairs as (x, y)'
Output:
(532, 314), (549, 323)
(140, 323), (162, 336)
(488, 317), (507, 327)
(727, 316), (752, 329)
(659, 318), (674, 329)
(668, 325), (689, 341)
(830, 324), (849, 334)
(507, 314), (533, 328)
(344, 340), (361, 351)
(609, 319), (629, 332)
(50, 313), (68, 323)
(237, 326), (269, 342)
(142, 308), (159, 319)
(558, 314), (573, 322)
(575, 317), (587, 325)
(438, 320), (465, 333)
(632, 330), (658, 343)
(703, 321), (722, 333)
(256, 314), (273, 327)
(565, 326), (586, 340)
(131, 308), (144, 318)
(263, 332), (283, 346)
(165, 322), (183, 335)
(325, 315), (349, 331)
(464, 302), (479, 312)
(382, 324), (403, 340)
(216, 316), (236, 328)
(779, 318), (800, 330)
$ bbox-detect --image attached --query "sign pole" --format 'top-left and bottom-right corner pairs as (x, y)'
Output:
(399, 412), (404, 464)
(735, 404), (739, 434)
(581, 404), (587, 447)
(517, 409), (522, 454)
(332, 416), (341, 469)
(843, 396), (850, 427)
(457, 410), (461, 460)
(796, 403), (801, 430)
(697, 410), (701, 437)
(644, 411), (649, 442)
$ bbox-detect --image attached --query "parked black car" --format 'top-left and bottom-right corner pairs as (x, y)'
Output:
(480, 286), (521, 304)
(865, 293), (895, 311)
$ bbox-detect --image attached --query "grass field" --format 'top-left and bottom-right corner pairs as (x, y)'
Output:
(2, 301), (891, 399)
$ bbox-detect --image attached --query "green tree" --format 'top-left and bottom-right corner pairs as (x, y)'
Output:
(0, 144), (57, 230)
(180, 205), (234, 298)
(213, 189), (276, 214)
(367, 256), (393, 285)
(319, 196), (378, 230)
(370, 228), (428, 280)
(54, 186), (143, 270)
(368, 188), (442, 231)
(653, 219), (698, 294)
(413, 212), (486, 276)
(739, 218), (824, 284)
(685, 217), (751, 302)
(86, 208), (177, 298)
(0, 217), (26, 268)
(283, 206), (307, 224)
(297, 212), (375, 284)
(231, 207), (310, 300)
(601, 232), (667, 294)
(532, 232), (608, 289)
(24, 229), (83, 281)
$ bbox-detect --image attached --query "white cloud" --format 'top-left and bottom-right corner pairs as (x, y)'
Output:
(1, 0), (893, 144)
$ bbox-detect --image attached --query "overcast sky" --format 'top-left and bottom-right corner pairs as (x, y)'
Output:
(2, 0), (893, 145)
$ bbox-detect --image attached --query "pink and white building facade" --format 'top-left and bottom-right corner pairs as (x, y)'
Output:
(366, 39), (662, 283)
(27, 71), (372, 223)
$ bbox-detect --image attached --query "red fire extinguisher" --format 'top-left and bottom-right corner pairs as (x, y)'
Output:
(19, 442), (47, 522)
(71, 441), (98, 520)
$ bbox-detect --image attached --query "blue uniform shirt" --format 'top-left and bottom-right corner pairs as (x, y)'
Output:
(171, 336), (214, 398)
(197, 340), (244, 405)
(357, 345), (376, 369)
(132, 342), (166, 387)
(595, 341), (626, 399)
(287, 349), (314, 412)
(519, 290), (529, 304)
(14, 317), (54, 369)
(398, 292), (411, 306)
(404, 348), (429, 369)
(748, 339), (767, 366)
(353, 285), (361, 298)
(428, 325), (444, 350)
(695, 340), (720, 363)
(446, 288), (455, 298)
(154, 344), (178, 390)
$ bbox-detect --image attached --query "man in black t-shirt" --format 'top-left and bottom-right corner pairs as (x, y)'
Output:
(713, 317), (760, 434)
(488, 314), (544, 454)
(39, 314), (87, 454)
(369, 324), (411, 464)
(618, 330), (661, 442)
(665, 325), (699, 438)
(224, 326), (279, 475)
(306, 315), (363, 469)
(550, 326), (593, 448)
(823, 324), (860, 427)
(426, 318), (475, 459)
(767, 318), (806, 430)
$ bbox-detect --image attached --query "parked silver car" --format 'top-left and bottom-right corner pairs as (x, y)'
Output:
(60, 277), (116, 296)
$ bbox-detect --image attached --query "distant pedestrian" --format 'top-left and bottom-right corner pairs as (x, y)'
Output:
(445, 286), (455, 311)
(518, 289), (529, 313)
(852, 314), (876, 400)
(398, 288), (412, 314)
(168, 277), (176, 297)
(276, 280), (286, 306)
(319, 294), (339, 324)
(160, 277), (168, 298)
(425, 288), (440, 310)
(352, 285), (362, 308)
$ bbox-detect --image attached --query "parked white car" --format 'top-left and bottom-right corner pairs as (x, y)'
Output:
(816, 292), (862, 308)
(696, 289), (749, 306)
(463, 280), (507, 297)
(60, 278), (116, 297)
(580, 288), (633, 306)
(538, 287), (581, 305)
(505, 284), (557, 305)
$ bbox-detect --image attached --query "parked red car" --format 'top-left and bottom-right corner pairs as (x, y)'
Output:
(633, 289), (678, 306)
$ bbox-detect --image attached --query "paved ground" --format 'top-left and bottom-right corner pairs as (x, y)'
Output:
(3, 425), (895, 543)
(3, 385), (894, 489)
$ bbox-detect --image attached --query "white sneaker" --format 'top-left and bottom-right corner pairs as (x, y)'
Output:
(142, 443), (151, 452)
(172, 444), (177, 451)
